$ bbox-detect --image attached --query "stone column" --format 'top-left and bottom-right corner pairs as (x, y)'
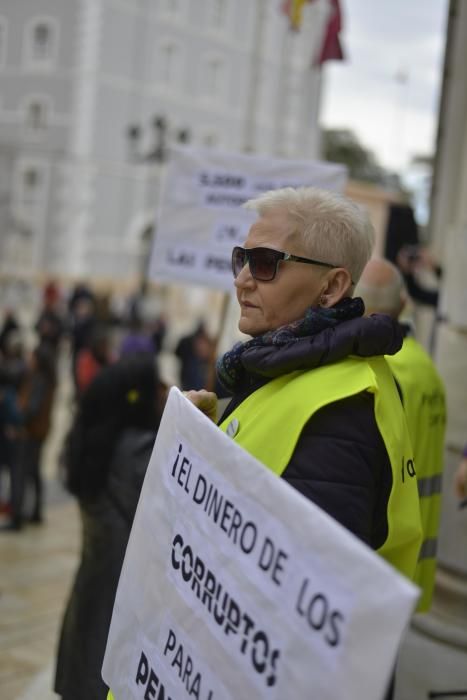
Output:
(428, 0), (467, 654)
(395, 2), (467, 697)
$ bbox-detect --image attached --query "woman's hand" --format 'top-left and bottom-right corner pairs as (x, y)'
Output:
(184, 389), (218, 422)
(454, 457), (467, 501)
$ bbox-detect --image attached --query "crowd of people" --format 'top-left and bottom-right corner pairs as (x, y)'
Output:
(0, 295), (58, 530)
(0, 279), (215, 533)
(0, 186), (465, 700)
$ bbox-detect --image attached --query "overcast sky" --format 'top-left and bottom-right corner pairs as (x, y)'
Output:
(319, 0), (449, 174)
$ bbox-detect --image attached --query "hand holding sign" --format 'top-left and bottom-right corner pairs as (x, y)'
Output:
(184, 389), (218, 422)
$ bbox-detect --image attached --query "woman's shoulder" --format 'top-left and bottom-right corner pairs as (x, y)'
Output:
(306, 390), (380, 446)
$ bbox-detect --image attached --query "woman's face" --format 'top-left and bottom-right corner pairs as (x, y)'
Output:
(235, 210), (329, 337)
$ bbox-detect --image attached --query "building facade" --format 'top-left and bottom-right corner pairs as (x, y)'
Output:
(0, 0), (329, 288)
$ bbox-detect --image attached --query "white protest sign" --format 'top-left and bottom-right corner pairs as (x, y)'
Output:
(102, 387), (418, 700)
(148, 146), (347, 291)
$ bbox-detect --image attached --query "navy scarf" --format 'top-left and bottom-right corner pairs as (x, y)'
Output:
(217, 296), (364, 393)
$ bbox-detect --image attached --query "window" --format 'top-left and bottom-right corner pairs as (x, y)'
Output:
(21, 169), (41, 204)
(22, 96), (51, 132)
(160, 0), (185, 18)
(3, 225), (34, 272)
(203, 132), (219, 148)
(202, 56), (225, 99)
(14, 159), (47, 214)
(24, 168), (40, 188)
(24, 18), (58, 67)
(26, 101), (47, 129)
(33, 23), (51, 60)
(210, 0), (228, 29)
(0, 18), (7, 67)
(158, 41), (182, 87)
(207, 58), (221, 94)
(164, 0), (179, 13)
(162, 43), (175, 83)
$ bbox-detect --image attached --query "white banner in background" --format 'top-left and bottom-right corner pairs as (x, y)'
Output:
(148, 146), (348, 290)
(102, 387), (418, 700)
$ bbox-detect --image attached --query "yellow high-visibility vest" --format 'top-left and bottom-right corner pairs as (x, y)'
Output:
(387, 336), (446, 611)
(107, 357), (423, 700)
(219, 356), (422, 581)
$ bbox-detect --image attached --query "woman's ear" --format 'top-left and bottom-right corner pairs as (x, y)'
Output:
(321, 268), (353, 307)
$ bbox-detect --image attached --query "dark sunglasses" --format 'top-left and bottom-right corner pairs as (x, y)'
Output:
(232, 245), (338, 282)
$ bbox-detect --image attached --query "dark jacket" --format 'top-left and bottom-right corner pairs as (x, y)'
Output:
(220, 314), (402, 551)
(54, 428), (156, 700)
(17, 371), (56, 441)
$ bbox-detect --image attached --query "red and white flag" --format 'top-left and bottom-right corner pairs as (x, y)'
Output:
(281, 0), (345, 66)
(314, 0), (345, 66)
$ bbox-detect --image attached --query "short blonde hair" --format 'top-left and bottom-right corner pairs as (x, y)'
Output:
(244, 186), (375, 285)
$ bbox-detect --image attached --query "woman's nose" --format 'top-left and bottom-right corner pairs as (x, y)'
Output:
(234, 262), (256, 289)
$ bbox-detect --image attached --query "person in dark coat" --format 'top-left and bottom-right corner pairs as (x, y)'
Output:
(175, 321), (214, 390)
(54, 355), (166, 700)
(10, 343), (57, 529)
(75, 325), (114, 396)
(0, 330), (27, 390)
(69, 292), (97, 393)
(0, 309), (20, 358)
(0, 368), (21, 517)
(35, 302), (64, 358)
(186, 187), (422, 700)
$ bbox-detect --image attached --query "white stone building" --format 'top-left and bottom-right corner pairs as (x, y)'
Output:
(0, 0), (330, 289)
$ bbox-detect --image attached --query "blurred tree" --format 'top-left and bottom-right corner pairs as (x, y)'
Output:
(321, 128), (402, 188)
